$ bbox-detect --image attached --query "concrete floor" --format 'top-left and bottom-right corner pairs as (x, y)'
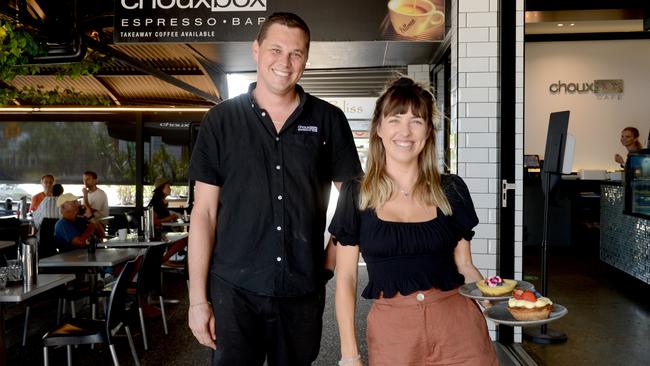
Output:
(5, 249), (650, 365)
(521, 246), (650, 366)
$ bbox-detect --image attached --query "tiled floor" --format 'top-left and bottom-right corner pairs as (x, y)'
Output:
(6, 247), (649, 365)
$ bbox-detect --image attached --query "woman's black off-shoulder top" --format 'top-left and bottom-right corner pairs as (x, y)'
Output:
(328, 174), (479, 299)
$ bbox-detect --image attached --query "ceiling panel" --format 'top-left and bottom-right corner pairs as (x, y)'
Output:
(8, 75), (110, 98)
(299, 68), (406, 97)
(102, 75), (218, 102)
(191, 41), (441, 73)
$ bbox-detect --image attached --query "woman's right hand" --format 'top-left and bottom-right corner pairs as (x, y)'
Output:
(188, 302), (216, 350)
(614, 153), (624, 165)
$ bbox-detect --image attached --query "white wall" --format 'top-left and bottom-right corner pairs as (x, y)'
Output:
(525, 40), (650, 171)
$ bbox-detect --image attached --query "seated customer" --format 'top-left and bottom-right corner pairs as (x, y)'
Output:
(82, 171), (109, 219)
(33, 183), (64, 231)
(30, 174), (54, 212)
(148, 177), (187, 264)
(54, 193), (105, 253)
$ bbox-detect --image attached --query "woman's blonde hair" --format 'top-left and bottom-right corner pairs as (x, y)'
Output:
(359, 77), (452, 215)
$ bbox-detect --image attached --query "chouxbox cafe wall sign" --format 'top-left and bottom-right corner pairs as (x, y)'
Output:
(114, 0), (446, 43)
(548, 79), (624, 100)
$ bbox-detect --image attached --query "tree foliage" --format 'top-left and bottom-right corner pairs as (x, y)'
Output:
(0, 18), (44, 81)
(0, 19), (110, 106)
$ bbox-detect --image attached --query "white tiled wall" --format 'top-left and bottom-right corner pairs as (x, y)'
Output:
(514, 0), (525, 344)
(452, 0), (524, 342)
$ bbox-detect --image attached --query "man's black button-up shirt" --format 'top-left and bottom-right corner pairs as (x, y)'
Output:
(189, 83), (362, 297)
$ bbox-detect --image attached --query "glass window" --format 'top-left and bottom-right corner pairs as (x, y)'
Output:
(0, 121), (136, 206)
(142, 121), (191, 205)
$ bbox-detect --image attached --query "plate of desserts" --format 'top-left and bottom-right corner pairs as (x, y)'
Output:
(482, 289), (568, 326)
(459, 276), (534, 301)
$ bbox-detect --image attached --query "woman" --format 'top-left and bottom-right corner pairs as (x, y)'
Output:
(330, 77), (497, 366)
(148, 177), (186, 263)
(614, 126), (643, 167)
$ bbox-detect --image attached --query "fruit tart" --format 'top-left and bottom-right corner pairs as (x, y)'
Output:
(507, 289), (553, 321)
(475, 275), (517, 297)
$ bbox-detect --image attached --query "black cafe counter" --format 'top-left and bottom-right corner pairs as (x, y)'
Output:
(523, 174), (602, 251)
(600, 182), (650, 285)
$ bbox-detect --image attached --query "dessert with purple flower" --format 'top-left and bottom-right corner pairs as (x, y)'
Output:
(475, 275), (517, 297)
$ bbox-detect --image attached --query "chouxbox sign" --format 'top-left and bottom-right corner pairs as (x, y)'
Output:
(120, 0), (266, 11)
(116, 0), (268, 42)
(114, 0), (446, 43)
(549, 79), (624, 95)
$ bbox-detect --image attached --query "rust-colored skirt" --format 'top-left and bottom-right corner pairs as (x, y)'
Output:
(366, 287), (498, 366)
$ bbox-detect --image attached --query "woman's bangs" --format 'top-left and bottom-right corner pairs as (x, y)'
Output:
(381, 89), (428, 120)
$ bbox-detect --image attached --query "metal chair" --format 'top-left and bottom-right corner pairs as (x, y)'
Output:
(36, 218), (86, 324)
(21, 218), (60, 346)
(42, 258), (141, 366)
(134, 244), (169, 350)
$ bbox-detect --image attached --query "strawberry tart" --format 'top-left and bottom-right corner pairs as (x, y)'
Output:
(507, 289), (553, 321)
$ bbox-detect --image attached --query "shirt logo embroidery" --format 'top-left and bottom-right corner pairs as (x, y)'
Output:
(297, 125), (318, 133)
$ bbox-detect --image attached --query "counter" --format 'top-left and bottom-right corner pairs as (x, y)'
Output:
(600, 183), (650, 284)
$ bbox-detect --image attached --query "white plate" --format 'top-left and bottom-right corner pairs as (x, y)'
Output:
(458, 280), (534, 301)
(483, 303), (568, 326)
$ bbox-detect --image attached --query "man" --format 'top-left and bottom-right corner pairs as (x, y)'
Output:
(30, 174), (54, 212)
(82, 171), (109, 219)
(187, 12), (362, 366)
(54, 193), (104, 253)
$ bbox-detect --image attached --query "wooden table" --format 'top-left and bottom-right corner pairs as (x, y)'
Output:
(0, 274), (75, 365)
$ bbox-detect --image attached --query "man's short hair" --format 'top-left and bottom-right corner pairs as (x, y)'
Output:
(256, 12), (310, 49)
(83, 171), (98, 179)
(41, 174), (54, 181)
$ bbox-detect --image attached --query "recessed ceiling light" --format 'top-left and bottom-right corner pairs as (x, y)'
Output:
(557, 23), (564, 27)
(569, 23), (575, 26)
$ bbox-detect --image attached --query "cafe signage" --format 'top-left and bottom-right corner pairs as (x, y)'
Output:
(548, 79), (624, 95)
(114, 0), (446, 43)
(322, 97), (376, 120)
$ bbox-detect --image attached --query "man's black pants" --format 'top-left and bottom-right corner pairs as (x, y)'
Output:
(210, 275), (326, 366)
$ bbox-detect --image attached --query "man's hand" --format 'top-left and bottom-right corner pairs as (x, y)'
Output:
(82, 188), (89, 195)
(188, 303), (216, 350)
